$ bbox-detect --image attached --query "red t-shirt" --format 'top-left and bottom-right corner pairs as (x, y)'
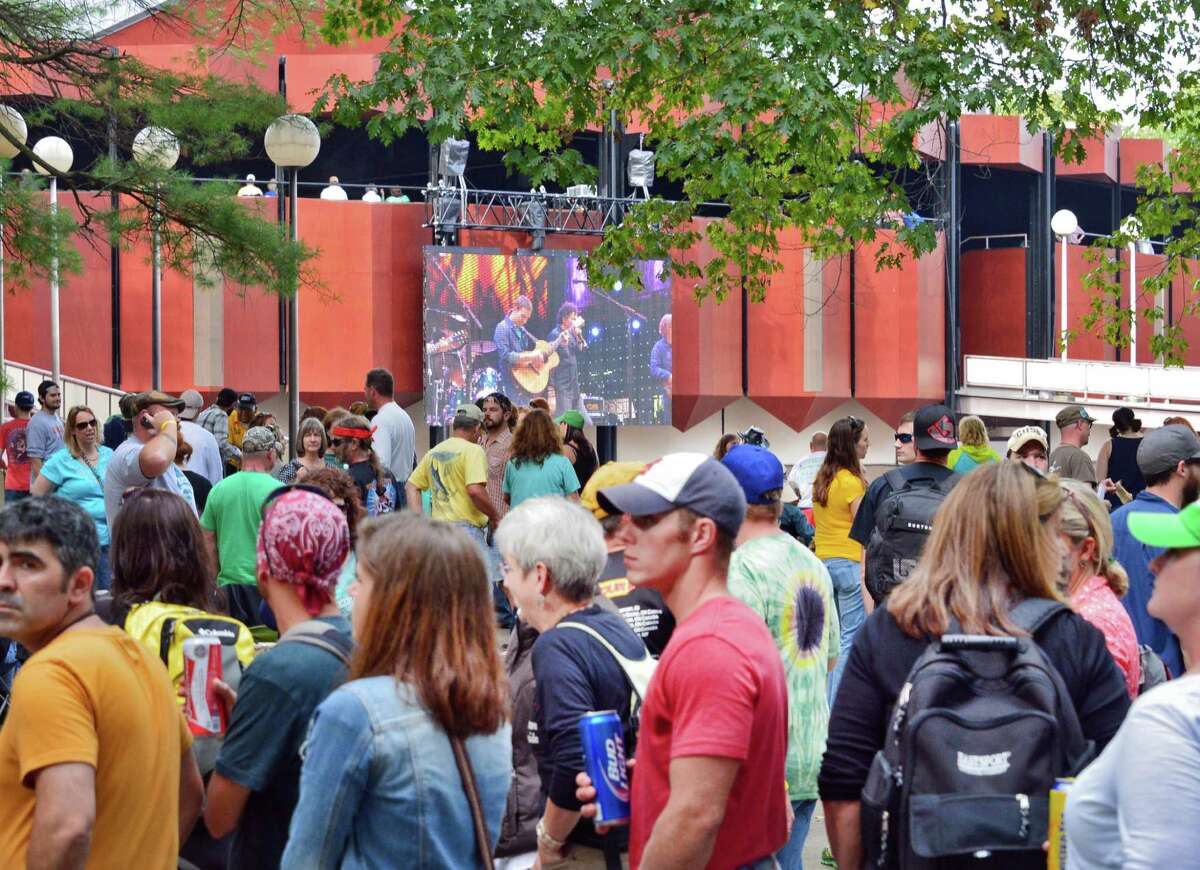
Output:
(630, 595), (789, 869)
(0, 419), (30, 492)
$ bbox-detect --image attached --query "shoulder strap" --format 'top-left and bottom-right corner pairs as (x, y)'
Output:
(279, 620), (353, 667)
(557, 621), (655, 701)
(450, 735), (495, 870)
(1008, 598), (1066, 636)
(883, 468), (908, 492)
(933, 472), (960, 495)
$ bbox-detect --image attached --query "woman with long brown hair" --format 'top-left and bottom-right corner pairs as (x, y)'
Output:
(31, 404), (115, 588)
(283, 514), (512, 868)
(818, 462), (1131, 869)
(810, 415), (869, 700)
(503, 408), (581, 508)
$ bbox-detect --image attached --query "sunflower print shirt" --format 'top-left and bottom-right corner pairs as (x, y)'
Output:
(728, 532), (839, 800)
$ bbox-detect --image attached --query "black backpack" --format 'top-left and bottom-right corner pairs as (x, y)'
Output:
(860, 599), (1095, 869)
(865, 469), (958, 604)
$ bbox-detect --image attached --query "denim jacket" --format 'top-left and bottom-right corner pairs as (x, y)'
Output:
(282, 675), (513, 869)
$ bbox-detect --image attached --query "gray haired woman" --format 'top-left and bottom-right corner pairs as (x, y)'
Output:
(495, 497), (650, 869)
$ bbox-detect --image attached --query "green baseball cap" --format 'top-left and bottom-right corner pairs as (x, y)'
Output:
(555, 410), (587, 429)
(1127, 501), (1200, 550)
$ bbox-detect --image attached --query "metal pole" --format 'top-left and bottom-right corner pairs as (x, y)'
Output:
(50, 176), (60, 384)
(1129, 242), (1137, 367)
(287, 168), (300, 457)
(151, 186), (162, 389)
(1060, 235), (1068, 362)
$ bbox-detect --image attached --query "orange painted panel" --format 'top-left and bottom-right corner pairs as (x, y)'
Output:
(853, 231), (946, 424)
(960, 116), (1042, 172)
(960, 248), (1026, 358)
(120, 222), (195, 393)
(670, 220), (741, 430)
(746, 228), (851, 430)
(1120, 138), (1166, 187)
(1171, 260), (1200, 368)
(1055, 243), (1115, 362)
(1056, 132), (1118, 182)
(286, 55), (379, 112)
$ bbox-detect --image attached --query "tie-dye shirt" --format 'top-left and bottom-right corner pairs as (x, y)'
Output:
(728, 532), (839, 799)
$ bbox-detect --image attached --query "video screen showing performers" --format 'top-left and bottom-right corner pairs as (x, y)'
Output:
(423, 248), (673, 427)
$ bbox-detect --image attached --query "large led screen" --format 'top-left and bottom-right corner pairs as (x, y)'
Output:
(423, 248), (672, 426)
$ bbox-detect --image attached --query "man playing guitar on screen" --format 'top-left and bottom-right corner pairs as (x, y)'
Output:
(494, 296), (545, 405)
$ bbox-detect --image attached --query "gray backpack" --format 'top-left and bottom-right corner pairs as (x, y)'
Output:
(864, 469), (959, 604)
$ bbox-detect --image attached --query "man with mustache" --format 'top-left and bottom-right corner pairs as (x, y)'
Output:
(0, 496), (202, 867)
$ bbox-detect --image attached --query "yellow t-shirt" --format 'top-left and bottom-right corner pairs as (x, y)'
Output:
(408, 435), (490, 526)
(812, 468), (867, 561)
(0, 626), (192, 868)
(228, 410), (248, 468)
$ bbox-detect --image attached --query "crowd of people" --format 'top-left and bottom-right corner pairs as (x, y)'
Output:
(0, 377), (1197, 870)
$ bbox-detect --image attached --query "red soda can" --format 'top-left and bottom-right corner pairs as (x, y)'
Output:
(182, 636), (226, 736)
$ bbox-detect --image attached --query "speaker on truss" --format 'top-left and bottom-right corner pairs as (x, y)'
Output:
(627, 149), (656, 190)
(438, 138), (470, 178)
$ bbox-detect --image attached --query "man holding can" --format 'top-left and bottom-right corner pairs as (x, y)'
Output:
(0, 496), (203, 867)
(581, 453), (790, 870)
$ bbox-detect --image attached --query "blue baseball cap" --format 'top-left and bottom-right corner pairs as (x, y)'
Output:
(13, 391), (34, 410)
(721, 444), (785, 505)
(598, 452), (746, 538)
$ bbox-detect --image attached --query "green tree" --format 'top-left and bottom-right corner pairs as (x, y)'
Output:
(0, 0), (318, 297)
(319, 0), (1196, 307)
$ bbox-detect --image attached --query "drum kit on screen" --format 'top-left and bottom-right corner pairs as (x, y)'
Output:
(426, 308), (502, 424)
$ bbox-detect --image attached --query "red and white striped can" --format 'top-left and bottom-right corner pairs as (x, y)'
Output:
(182, 636), (226, 736)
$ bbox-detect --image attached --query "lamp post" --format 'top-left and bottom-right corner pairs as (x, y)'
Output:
(264, 114), (320, 453)
(1050, 208), (1079, 362)
(0, 105), (27, 382)
(132, 126), (180, 390)
(1121, 216), (1143, 367)
(33, 136), (73, 385)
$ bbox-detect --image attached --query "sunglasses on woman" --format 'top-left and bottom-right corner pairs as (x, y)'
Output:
(75, 419), (98, 430)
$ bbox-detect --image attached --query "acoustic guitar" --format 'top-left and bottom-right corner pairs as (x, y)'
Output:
(510, 319), (584, 395)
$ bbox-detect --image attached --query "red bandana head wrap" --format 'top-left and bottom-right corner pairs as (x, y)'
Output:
(331, 424), (375, 440)
(257, 490), (351, 615)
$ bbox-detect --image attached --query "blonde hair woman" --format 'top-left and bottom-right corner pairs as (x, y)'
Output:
(1059, 478), (1140, 697)
(819, 463), (1131, 868)
(947, 415), (1000, 473)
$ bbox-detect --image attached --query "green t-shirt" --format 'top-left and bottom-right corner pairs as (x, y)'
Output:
(200, 471), (281, 587)
(502, 453), (581, 508)
(727, 532), (839, 799)
(407, 436), (489, 526)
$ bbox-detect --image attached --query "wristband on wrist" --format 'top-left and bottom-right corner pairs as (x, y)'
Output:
(536, 819), (566, 853)
(159, 420), (175, 432)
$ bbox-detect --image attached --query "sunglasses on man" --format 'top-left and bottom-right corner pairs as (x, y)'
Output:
(894, 432), (913, 444)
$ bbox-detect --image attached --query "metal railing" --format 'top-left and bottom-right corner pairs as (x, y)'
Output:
(961, 354), (1200, 408)
(3, 361), (124, 421)
(961, 233), (1028, 250)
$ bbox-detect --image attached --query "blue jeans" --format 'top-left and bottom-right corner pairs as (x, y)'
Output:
(773, 798), (817, 870)
(4, 489), (28, 504)
(94, 546), (111, 592)
(453, 522), (515, 628)
(825, 557), (866, 706)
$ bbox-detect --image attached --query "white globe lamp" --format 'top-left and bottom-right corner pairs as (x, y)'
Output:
(32, 136), (73, 176)
(0, 105), (26, 160)
(264, 114), (320, 168)
(132, 126), (180, 170)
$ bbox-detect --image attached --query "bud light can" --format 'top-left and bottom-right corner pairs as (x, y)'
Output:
(579, 710), (630, 826)
(182, 636), (225, 736)
(1047, 777), (1074, 870)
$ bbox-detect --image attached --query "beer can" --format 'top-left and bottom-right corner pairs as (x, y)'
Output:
(1047, 777), (1074, 870)
(578, 710), (631, 826)
(182, 636), (226, 736)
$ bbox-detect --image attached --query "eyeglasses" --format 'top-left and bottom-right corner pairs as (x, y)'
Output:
(75, 419), (98, 430)
(894, 432), (913, 444)
(330, 438), (345, 447)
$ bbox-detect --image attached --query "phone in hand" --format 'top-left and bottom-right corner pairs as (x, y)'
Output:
(139, 413), (156, 431)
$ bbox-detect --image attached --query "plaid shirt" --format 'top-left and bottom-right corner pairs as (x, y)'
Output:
(195, 405), (232, 463)
(480, 427), (513, 519)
